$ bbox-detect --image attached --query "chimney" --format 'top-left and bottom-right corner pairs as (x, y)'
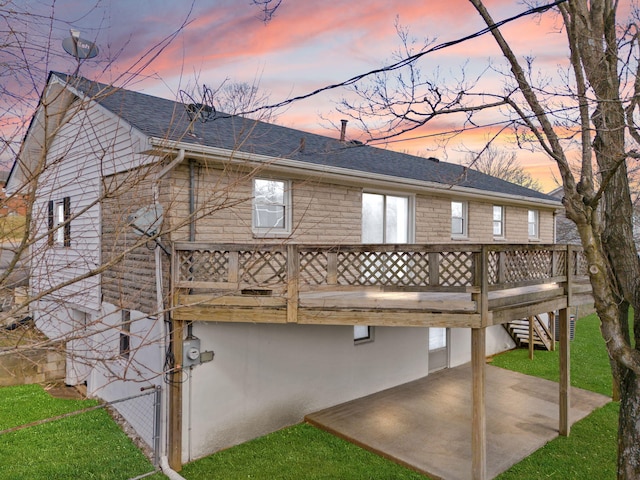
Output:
(340, 119), (348, 142)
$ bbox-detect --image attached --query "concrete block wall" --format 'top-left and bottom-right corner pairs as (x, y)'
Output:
(167, 161), (557, 246)
(0, 345), (65, 386)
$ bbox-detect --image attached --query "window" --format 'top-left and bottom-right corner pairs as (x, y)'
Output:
(362, 192), (410, 243)
(493, 206), (505, 238)
(451, 201), (467, 238)
(354, 325), (374, 344)
(120, 309), (131, 359)
(528, 210), (539, 239)
(253, 178), (291, 236)
(47, 197), (70, 246)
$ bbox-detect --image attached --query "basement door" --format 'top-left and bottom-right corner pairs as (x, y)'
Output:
(428, 327), (449, 372)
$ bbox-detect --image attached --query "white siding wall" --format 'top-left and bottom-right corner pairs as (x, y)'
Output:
(29, 92), (159, 391)
(31, 97), (151, 311)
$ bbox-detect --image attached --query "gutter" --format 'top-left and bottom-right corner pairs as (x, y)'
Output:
(147, 138), (561, 209)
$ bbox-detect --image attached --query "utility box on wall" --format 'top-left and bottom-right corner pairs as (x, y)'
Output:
(183, 337), (201, 367)
(555, 314), (576, 341)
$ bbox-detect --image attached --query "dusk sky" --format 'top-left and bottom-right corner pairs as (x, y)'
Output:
(8, 0), (585, 191)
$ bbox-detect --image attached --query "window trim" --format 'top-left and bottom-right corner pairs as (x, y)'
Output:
(451, 200), (468, 239)
(48, 197), (71, 247)
(528, 209), (540, 240)
(252, 178), (292, 237)
(493, 205), (505, 239)
(120, 309), (131, 359)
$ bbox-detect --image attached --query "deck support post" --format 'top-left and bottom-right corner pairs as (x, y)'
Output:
(559, 307), (570, 436)
(471, 327), (487, 480)
(287, 245), (299, 323)
(528, 316), (535, 360)
(168, 319), (184, 471)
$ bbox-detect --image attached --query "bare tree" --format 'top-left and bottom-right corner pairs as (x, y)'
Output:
(332, 1), (640, 476)
(466, 146), (542, 191)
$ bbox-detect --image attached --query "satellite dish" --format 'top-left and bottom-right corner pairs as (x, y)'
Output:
(127, 204), (164, 236)
(62, 34), (99, 60)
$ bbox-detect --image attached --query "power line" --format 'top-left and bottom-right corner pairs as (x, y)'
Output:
(237, 0), (568, 117)
(367, 104), (580, 147)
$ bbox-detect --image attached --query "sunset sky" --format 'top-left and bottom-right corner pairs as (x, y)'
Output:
(7, 0), (584, 191)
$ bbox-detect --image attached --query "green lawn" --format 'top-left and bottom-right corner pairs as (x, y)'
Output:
(0, 384), (154, 480)
(493, 312), (617, 479)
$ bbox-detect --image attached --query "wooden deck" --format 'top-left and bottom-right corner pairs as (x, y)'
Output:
(171, 243), (592, 328)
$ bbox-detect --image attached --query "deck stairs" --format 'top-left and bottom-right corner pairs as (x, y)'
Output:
(505, 315), (554, 351)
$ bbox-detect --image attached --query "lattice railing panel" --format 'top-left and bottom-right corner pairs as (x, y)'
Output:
(487, 252), (500, 285)
(574, 250), (588, 276)
(238, 250), (287, 286)
(502, 250), (552, 283)
(335, 251), (430, 286)
(299, 251), (328, 285)
(438, 251), (474, 287)
(553, 251), (567, 277)
(177, 249), (228, 282)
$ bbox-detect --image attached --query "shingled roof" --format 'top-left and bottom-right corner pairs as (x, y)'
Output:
(55, 72), (556, 203)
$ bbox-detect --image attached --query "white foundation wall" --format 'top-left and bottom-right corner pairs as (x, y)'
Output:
(449, 325), (516, 368)
(87, 303), (165, 448)
(184, 322), (430, 461)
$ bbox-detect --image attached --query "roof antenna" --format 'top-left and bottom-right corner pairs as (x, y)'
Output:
(62, 29), (99, 75)
(179, 85), (216, 124)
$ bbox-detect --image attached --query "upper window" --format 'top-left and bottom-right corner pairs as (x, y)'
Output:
(252, 179), (291, 236)
(528, 210), (539, 239)
(48, 197), (70, 247)
(451, 201), (467, 238)
(493, 206), (505, 238)
(362, 192), (410, 243)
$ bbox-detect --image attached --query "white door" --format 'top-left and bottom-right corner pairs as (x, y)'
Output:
(429, 327), (449, 372)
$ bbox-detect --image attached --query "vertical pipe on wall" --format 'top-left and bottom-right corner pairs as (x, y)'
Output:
(189, 159), (196, 242)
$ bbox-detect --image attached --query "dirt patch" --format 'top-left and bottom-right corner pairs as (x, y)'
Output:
(44, 383), (87, 400)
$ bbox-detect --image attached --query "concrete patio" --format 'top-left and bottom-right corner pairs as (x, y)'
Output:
(305, 364), (610, 480)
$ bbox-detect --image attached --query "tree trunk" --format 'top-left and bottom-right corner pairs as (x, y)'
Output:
(618, 367), (640, 478)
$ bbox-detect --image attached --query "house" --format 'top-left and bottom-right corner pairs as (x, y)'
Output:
(8, 72), (590, 476)
(0, 170), (27, 216)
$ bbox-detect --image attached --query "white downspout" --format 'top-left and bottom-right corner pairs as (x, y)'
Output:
(153, 149), (184, 462)
(160, 456), (187, 480)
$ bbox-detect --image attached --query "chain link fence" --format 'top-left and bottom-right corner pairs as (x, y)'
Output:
(105, 386), (162, 466)
(0, 385), (162, 479)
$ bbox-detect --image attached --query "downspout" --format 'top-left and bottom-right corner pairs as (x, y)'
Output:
(160, 456), (187, 480)
(189, 159), (196, 242)
(187, 158), (196, 461)
(153, 149), (184, 465)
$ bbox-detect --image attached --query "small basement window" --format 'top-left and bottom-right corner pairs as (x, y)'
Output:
(354, 325), (374, 344)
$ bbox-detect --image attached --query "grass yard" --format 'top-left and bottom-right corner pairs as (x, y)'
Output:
(493, 312), (617, 479)
(0, 384), (154, 480)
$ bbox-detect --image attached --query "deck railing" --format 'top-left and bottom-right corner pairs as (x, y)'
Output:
(173, 242), (587, 295)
